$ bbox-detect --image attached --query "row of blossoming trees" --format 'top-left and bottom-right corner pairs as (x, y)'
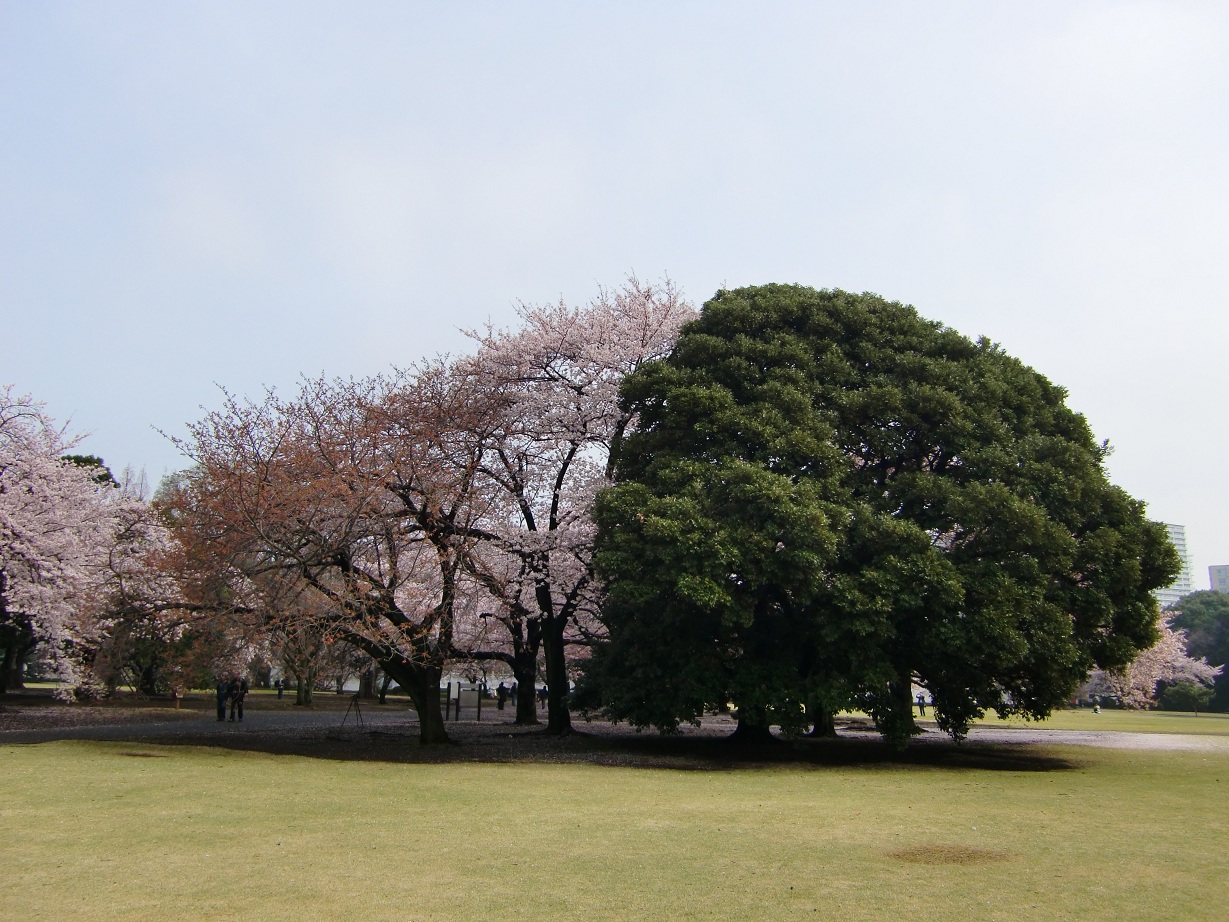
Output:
(161, 278), (692, 741)
(2, 279), (690, 732)
(2, 278), (1220, 740)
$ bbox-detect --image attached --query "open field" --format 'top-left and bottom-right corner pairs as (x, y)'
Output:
(3, 733), (1226, 922)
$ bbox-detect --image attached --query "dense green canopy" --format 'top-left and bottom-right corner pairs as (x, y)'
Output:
(582, 285), (1177, 743)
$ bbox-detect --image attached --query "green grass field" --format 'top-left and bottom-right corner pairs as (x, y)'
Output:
(971, 707), (1229, 736)
(3, 738), (1226, 921)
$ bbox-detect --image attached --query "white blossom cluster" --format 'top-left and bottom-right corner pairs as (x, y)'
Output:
(0, 387), (147, 694)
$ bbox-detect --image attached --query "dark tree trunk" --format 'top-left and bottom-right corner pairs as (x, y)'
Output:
(383, 657), (449, 744)
(0, 643), (20, 693)
(807, 706), (837, 738)
(512, 657), (539, 725)
(511, 615), (542, 725)
(877, 674), (920, 749)
(293, 667), (315, 706)
(542, 615), (572, 735)
(1, 620), (35, 692)
(729, 716), (777, 744)
(137, 663), (159, 697)
(893, 676), (918, 735)
(378, 671), (392, 704)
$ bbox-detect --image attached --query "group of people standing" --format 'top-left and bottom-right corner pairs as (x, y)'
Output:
(215, 674), (249, 722)
(493, 681), (553, 710)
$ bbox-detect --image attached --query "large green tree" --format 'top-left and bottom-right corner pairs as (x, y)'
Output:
(584, 285), (1177, 744)
(1168, 591), (1229, 711)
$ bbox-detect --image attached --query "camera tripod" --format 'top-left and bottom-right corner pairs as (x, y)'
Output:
(341, 691), (365, 729)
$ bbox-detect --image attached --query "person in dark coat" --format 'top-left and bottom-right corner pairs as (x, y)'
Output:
(496, 681), (509, 710)
(215, 677), (228, 721)
(227, 674), (249, 722)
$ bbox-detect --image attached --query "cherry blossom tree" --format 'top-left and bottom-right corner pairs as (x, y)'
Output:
(457, 277), (694, 732)
(88, 483), (204, 696)
(1097, 613), (1220, 708)
(175, 370), (503, 743)
(0, 387), (144, 696)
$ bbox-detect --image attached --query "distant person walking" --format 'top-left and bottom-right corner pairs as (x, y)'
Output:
(227, 674), (249, 722)
(496, 681), (509, 710)
(916, 693), (927, 716)
(536, 685), (548, 709)
(215, 677), (228, 721)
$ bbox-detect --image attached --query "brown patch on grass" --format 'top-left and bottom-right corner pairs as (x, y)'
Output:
(887, 844), (1013, 865)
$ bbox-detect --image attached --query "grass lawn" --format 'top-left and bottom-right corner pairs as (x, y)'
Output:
(969, 707), (1229, 736)
(3, 739), (1226, 921)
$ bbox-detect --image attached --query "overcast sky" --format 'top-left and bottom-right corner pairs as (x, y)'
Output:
(3, 2), (1226, 586)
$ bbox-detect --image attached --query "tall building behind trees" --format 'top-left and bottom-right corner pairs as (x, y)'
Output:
(1154, 524), (1194, 608)
(1209, 564), (1229, 594)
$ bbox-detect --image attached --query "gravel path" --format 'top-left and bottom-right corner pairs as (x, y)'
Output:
(3, 699), (1227, 766)
(946, 725), (1229, 752)
(0, 702), (410, 744)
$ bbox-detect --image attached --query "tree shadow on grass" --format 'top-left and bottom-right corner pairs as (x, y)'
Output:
(26, 720), (1080, 773)
(585, 731), (1080, 773)
(1, 697), (1079, 772)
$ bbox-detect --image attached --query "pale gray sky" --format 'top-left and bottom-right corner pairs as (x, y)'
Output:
(3, 2), (1227, 584)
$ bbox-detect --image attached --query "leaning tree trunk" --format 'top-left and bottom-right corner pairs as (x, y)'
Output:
(542, 615), (572, 735)
(384, 657), (449, 744)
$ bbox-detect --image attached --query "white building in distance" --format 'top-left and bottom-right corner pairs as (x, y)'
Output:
(1154, 523), (1195, 609)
